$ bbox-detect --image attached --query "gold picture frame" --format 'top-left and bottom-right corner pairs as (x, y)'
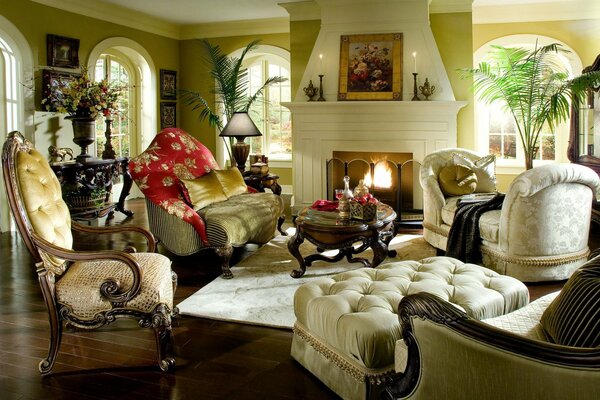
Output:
(338, 33), (403, 101)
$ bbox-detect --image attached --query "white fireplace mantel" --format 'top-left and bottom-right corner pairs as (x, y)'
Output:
(283, 100), (466, 213)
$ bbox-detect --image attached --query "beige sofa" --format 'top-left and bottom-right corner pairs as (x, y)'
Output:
(386, 254), (600, 399)
(421, 148), (600, 281)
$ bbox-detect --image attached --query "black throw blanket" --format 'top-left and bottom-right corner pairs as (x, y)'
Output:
(445, 193), (506, 264)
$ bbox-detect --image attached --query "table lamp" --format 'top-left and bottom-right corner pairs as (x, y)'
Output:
(219, 111), (262, 172)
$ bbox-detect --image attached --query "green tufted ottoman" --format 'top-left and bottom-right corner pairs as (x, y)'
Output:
(291, 256), (529, 400)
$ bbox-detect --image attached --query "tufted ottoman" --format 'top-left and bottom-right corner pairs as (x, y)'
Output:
(291, 256), (529, 400)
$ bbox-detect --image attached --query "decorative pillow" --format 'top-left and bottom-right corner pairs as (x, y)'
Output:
(213, 168), (247, 198)
(180, 172), (227, 211)
(452, 153), (496, 193)
(438, 165), (478, 197)
(540, 257), (600, 347)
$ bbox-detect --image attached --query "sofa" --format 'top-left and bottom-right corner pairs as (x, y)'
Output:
(420, 148), (600, 281)
(130, 128), (285, 278)
(385, 252), (600, 400)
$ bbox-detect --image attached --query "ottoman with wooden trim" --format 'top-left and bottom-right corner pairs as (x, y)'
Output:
(291, 256), (529, 400)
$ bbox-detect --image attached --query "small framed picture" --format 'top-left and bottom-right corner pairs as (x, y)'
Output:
(160, 69), (177, 100)
(338, 33), (403, 101)
(47, 34), (80, 68)
(160, 102), (176, 129)
(41, 69), (81, 111)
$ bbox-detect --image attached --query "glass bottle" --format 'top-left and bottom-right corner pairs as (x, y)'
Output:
(338, 176), (353, 219)
(353, 178), (369, 198)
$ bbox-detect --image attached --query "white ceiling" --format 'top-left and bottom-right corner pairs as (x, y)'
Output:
(30, 0), (599, 39)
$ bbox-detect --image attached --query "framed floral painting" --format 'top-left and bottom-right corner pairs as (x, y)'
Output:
(338, 33), (403, 101)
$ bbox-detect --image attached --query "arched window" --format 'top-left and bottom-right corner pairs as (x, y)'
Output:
(94, 53), (133, 158)
(0, 36), (19, 134)
(474, 35), (582, 170)
(245, 54), (292, 162)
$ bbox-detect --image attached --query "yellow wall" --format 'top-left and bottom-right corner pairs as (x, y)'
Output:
(1, 0), (180, 130)
(179, 33), (289, 151)
(430, 12), (474, 149)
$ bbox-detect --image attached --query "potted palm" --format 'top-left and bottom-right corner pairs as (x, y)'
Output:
(180, 39), (286, 164)
(461, 43), (600, 170)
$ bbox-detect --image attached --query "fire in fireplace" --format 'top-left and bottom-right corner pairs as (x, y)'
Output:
(326, 151), (423, 224)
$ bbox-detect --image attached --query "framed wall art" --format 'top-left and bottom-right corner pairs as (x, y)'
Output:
(160, 69), (177, 100)
(338, 33), (403, 101)
(160, 102), (176, 129)
(47, 34), (80, 68)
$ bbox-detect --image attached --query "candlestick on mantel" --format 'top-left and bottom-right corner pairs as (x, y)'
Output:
(412, 51), (417, 73)
(317, 74), (326, 101)
(412, 73), (420, 101)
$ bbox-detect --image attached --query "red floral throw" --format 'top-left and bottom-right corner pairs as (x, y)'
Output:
(130, 128), (220, 245)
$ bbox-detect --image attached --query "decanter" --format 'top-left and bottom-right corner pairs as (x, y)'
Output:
(338, 176), (353, 219)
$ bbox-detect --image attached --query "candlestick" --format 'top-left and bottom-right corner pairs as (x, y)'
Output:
(412, 73), (420, 101)
(317, 74), (326, 101)
(412, 52), (417, 73)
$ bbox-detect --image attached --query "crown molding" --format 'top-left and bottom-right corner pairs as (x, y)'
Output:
(429, 0), (472, 14)
(473, 1), (600, 24)
(179, 17), (289, 40)
(31, 0), (180, 39)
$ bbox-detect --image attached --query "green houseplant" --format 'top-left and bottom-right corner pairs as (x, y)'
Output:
(461, 43), (600, 170)
(180, 39), (286, 161)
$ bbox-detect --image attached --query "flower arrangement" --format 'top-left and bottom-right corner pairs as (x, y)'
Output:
(349, 193), (379, 220)
(42, 69), (126, 119)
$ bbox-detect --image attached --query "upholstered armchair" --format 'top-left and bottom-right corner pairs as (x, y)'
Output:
(420, 148), (497, 250)
(130, 128), (285, 279)
(421, 148), (600, 281)
(2, 131), (177, 374)
(385, 253), (600, 400)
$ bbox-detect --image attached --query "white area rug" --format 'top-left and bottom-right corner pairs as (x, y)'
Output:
(176, 229), (436, 329)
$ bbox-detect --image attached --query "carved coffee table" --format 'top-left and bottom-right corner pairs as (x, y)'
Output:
(287, 204), (397, 278)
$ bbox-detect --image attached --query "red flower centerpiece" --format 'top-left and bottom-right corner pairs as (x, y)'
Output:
(349, 193), (379, 220)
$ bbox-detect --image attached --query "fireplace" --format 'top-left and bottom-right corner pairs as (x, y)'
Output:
(326, 151), (422, 223)
(281, 0), (466, 215)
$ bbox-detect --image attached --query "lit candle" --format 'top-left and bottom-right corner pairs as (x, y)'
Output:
(319, 53), (324, 75)
(412, 52), (417, 73)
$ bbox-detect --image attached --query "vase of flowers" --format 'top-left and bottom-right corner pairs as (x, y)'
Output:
(43, 69), (125, 162)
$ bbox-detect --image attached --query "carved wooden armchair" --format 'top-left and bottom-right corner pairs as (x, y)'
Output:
(2, 131), (177, 374)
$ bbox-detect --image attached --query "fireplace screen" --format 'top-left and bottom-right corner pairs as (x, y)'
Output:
(326, 151), (423, 225)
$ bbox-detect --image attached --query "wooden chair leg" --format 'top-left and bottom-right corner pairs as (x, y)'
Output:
(215, 245), (234, 279)
(277, 215), (287, 236)
(152, 304), (175, 372)
(39, 304), (62, 374)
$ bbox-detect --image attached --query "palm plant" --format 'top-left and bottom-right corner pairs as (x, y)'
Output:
(461, 43), (600, 169)
(180, 39), (287, 160)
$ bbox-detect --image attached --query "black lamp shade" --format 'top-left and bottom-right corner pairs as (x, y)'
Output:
(219, 112), (262, 172)
(219, 112), (262, 139)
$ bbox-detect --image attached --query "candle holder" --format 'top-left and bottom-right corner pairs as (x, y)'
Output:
(411, 73), (420, 101)
(317, 74), (326, 102)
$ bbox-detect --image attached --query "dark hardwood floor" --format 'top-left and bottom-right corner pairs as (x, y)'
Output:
(0, 199), (574, 399)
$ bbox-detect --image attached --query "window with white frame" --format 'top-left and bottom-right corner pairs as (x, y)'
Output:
(244, 54), (292, 162)
(474, 35), (581, 168)
(0, 36), (19, 134)
(94, 53), (133, 158)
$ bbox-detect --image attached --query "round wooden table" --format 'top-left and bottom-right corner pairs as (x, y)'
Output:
(287, 203), (397, 278)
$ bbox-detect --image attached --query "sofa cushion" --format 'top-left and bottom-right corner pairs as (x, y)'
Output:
(199, 192), (284, 247)
(438, 164), (478, 197)
(540, 257), (600, 347)
(441, 197), (460, 226)
(479, 209), (501, 244)
(181, 172), (228, 211)
(213, 168), (247, 198)
(452, 153), (496, 193)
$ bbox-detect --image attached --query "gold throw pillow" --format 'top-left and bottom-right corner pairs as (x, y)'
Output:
(181, 172), (227, 211)
(438, 164), (478, 197)
(213, 168), (248, 198)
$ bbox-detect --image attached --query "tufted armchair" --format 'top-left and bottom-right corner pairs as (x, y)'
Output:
(421, 148), (600, 281)
(385, 253), (600, 400)
(2, 131), (177, 374)
(129, 128), (285, 279)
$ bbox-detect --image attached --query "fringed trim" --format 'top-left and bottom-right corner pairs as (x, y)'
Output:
(293, 321), (397, 385)
(423, 222), (449, 237)
(480, 246), (589, 267)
